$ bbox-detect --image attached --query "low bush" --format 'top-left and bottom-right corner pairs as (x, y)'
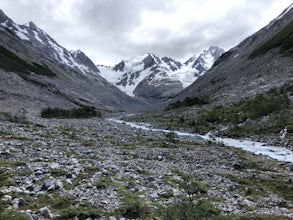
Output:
(40, 106), (101, 119)
(158, 200), (220, 220)
(166, 96), (209, 110)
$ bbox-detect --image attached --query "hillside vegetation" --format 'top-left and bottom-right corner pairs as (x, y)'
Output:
(249, 20), (293, 58)
(0, 45), (56, 78)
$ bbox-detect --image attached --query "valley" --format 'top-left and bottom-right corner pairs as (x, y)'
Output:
(0, 2), (293, 220)
(1, 115), (293, 219)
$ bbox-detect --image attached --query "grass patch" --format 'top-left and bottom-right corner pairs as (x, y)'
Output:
(220, 173), (293, 203)
(157, 199), (220, 220)
(56, 206), (101, 220)
(95, 176), (112, 189)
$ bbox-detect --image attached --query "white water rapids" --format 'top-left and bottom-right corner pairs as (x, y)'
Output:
(108, 118), (293, 163)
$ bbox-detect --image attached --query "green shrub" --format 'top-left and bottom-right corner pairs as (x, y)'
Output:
(95, 176), (112, 189)
(40, 106), (101, 119)
(194, 85), (292, 135)
(56, 206), (101, 220)
(166, 96), (209, 110)
(158, 200), (220, 220)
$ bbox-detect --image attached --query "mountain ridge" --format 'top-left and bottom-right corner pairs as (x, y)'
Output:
(0, 9), (149, 114)
(99, 46), (224, 101)
(173, 3), (293, 106)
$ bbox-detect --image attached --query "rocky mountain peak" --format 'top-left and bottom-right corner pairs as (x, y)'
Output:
(70, 49), (100, 73)
(0, 9), (9, 23)
(162, 57), (182, 71)
(185, 46), (224, 73)
(142, 53), (161, 69)
(113, 60), (125, 72)
(26, 21), (38, 29)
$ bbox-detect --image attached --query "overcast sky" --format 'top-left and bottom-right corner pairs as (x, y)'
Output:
(0, 0), (292, 65)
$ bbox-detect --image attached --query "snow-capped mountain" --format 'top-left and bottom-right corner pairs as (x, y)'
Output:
(0, 9), (148, 111)
(99, 46), (224, 101)
(99, 54), (183, 101)
(185, 46), (225, 73)
(0, 9), (100, 77)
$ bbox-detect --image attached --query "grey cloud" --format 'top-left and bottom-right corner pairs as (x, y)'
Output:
(0, 0), (291, 65)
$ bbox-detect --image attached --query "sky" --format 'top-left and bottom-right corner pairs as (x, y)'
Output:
(0, 0), (292, 66)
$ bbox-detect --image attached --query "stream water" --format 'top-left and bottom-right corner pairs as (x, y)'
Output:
(108, 118), (293, 163)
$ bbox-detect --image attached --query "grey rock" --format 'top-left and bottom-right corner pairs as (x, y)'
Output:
(42, 178), (57, 191)
(39, 206), (53, 219)
(1, 194), (12, 203)
(12, 198), (26, 209)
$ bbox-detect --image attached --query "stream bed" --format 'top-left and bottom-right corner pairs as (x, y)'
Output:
(108, 118), (293, 163)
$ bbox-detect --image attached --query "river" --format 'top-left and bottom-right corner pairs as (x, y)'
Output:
(108, 118), (293, 163)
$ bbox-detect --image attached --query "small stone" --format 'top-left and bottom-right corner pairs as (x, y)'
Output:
(158, 190), (173, 198)
(144, 176), (155, 184)
(1, 195), (12, 203)
(32, 214), (39, 220)
(39, 206), (53, 219)
(66, 173), (76, 179)
(158, 155), (163, 161)
(42, 178), (57, 191)
(233, 163), (246, 171)
(66, 179), (73, 185)
(49, 163), (60, 169)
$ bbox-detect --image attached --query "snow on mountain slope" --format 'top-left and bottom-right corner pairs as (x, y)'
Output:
(0, 10), (99, 77)
(99, 46), (224, 100)
(0, 9), (149, 111)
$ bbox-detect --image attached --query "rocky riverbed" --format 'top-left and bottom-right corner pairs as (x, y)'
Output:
(0, 116), (293, 219)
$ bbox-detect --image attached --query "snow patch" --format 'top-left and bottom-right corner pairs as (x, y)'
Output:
(33, 31), (45, 45)
(233, 53), (239, 58)
(276, 3), (293, 20)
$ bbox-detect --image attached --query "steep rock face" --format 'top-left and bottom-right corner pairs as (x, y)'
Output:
(99, 47), (224, 102)
(185, 46), (225, 75)
(175, 3), (293, 104)
(70, 49), (100, 73)
(0, 9), (149, 113)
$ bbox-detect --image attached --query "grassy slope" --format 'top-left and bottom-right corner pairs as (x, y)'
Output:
(249, 20), (293, 58)
(0, 45), (56, 78)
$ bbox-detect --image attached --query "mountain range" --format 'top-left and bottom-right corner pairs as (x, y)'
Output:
(0, 9), (149, 114)
(98, 46), (224, 102)
(0, 3), (293, 115)
(175, 3), (293, 105)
